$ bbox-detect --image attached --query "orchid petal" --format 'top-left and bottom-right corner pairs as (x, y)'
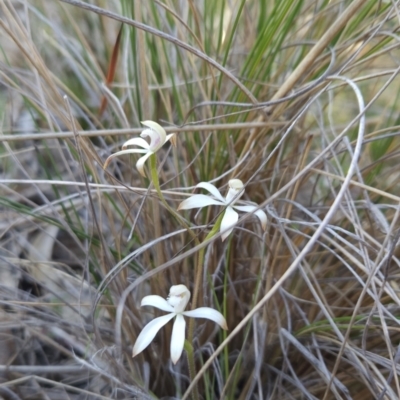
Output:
(103, 149), (148, 169)
(196, 182), (225, 203)
(170, 314), (186, 364)
(232, 205), (257, 213)
(141, 121), (167, 151)
(122, 137), (150, 150)
(254, 209), (268, 230)
(234, 205), (267, 230)
(132, 313), (175, 358)
(220, 206), (239, 241)
(178, 194), (224, 210)
(141, 295), (174, 312)
(183, 307), (228, 330)
(136, 151), (154, 177)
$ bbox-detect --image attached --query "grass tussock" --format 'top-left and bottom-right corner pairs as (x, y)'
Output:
(1, 0), (400, 399)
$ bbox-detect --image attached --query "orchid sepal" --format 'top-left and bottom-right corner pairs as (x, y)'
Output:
(220, 206), (239, 241)
(103, 149), (148, 170)
(196, 182), (225, 202)
(136, 151), (154, 177)
(122, 137), (150, 150)
(141, 295), (174, 312)
(183, 307), (228, 330)
(178, 194), (225, 210)
(234, 205), (267, 230)
(171, 314), (186, 364)
(132, 313), (175, 358)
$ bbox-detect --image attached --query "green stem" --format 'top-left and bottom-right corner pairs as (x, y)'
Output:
(149, 154), (175, 215)
(149, 155), (225, 399)
(149, 154), (198, 242)
(187, 213), (224, 399)
(185, 340), (198, 400)
(191, 213), (224, 310)
(149, 154), (200, 400)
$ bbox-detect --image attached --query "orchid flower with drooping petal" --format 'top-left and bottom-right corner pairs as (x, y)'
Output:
(132, 284), (227, 364)
(104, 120), (175, 177)
(178, 179), (267, 241)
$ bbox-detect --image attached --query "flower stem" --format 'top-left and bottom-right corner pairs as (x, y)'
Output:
(149, 155), (225, 398)
(149, 154), (201, 399)
(184, 340), (199, 400)
(149, 153), (172, 213)
(186, 212), (224, 399)
(149, 154), (198, 242)
(191, 213), (224, 310)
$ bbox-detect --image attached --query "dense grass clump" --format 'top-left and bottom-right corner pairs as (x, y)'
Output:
(1, 0), (400, 399)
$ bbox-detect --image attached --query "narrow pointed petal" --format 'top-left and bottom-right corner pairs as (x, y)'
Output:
(136, 151), (153, 177)
(132, 313), (175, 358)
(170, 314), (186, 364)
(183, 307), (228, 330)
(178, 194), (224, 210)
(233, 205), (256, 213)
(254, 209), (267, 230)
(234, 205), (267, 230)
(220, 206), (238, 241)
(122, 137), (150, 150)
(141, 295), (175, 312)
(104, 149), (148, 169)
(196, 182), (225, 203)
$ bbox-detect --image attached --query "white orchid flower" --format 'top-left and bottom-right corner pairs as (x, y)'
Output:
(132, 284), (227, 364)
(178, 179), (267, 241)
(104, 120), (175, 177)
